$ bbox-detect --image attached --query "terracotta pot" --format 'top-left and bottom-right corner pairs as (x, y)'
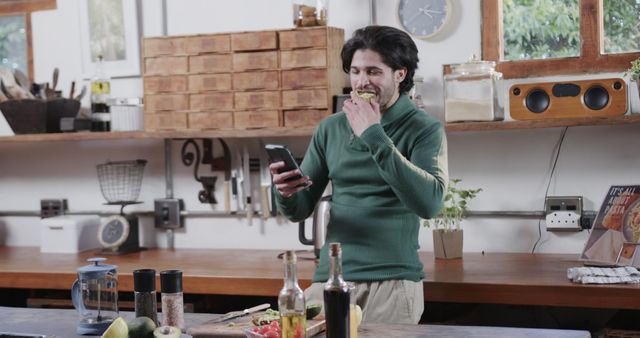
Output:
(433, 229), (463, 259)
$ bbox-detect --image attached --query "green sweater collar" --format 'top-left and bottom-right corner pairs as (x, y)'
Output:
(381, 94), (414, 127)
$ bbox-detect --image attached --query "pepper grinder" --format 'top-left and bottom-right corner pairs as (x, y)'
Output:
(133, 269), (157, 324)
(160, 269), (184, 331)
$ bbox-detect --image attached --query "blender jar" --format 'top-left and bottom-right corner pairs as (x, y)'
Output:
(444, 56), (504, 122)
(71, 257), (119, 335)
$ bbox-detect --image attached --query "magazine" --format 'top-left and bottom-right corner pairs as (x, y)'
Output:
(580, 185), (640, 267)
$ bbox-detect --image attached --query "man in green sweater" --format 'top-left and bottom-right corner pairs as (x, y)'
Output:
(271, 25), (448, 324)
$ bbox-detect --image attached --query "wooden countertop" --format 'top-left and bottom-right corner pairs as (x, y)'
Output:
(0, 247), (638, 310)
(0, 306), (591, 338)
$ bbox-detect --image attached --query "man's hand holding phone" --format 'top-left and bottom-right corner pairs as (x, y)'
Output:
(269, 161), (312, 198)
(265, 144), (312, 198)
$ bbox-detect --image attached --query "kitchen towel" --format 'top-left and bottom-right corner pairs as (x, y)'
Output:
(567, 266), (640, 284)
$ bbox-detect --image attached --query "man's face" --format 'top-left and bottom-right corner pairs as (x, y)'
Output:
(349, 49), (406, 112)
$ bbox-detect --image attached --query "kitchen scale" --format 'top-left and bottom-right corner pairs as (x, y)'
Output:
(96, 159), (147, 255)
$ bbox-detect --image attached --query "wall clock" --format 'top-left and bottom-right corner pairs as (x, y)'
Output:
(397, 0), (452, 39)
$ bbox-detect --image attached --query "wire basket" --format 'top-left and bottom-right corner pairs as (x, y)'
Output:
(96, 159), (147, 203)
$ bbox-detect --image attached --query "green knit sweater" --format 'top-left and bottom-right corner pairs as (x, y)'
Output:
(276, 95), (448, 283)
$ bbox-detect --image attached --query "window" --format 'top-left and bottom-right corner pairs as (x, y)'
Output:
(0, 14), (29, 77)
(0, 0), (56, 80)
(482, 0), (640, 79)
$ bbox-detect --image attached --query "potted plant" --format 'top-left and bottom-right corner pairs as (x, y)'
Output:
(423, 179), (482, 259)
(625, 57), (640, 108)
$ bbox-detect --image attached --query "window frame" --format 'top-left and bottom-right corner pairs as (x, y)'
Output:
(482, 0), (640, 79)
(0, 0), (56, 81)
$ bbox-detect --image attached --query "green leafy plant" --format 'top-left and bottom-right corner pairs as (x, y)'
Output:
(624, 57), (640, 82)
(423, 179), (482, 231)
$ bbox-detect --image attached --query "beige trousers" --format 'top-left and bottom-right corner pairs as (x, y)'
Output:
(304, 280), (424, 324)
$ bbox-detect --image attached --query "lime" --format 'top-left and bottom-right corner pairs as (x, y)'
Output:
(101, 317), (128, 338)
(153, 325), (181, 338)
(127, 316), (156, 338)
(306, 303), (322, 320)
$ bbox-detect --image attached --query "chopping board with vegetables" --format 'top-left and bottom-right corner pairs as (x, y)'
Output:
(188, 309), (325, 338)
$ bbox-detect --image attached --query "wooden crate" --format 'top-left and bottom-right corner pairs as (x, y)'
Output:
(234, 110), (281, 129)
(234, 91), (280, 109)
(145, 94), (189, 112)
(233, 71), (279, 90)
(281, 68), (328, 89)
(279, 27), (333, 49)
(187, 111), (234, 130)
(190, 92), (234, 110)
(232, 51), (278, 71)
(284, 109), (330, 127)
(144, 75), (188, 93)
(231, 31), (277, 51)
(145, 56), (188, 75)
(280, 49), (327, 68)
(183, 34), (231, 54)
(189, 54), (233, 74)
(143, 37), (185, 57)
(282, 88), (328, 109)
(145, 112), (188, 131)
(188, 74), (233, 92)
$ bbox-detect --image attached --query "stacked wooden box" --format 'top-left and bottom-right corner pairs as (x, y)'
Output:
(142, 26), (345, 131)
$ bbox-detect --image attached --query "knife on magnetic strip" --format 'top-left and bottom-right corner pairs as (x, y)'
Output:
(258, 140), (271, 219)
(218, 138), (232, 214)
(242, 145), (253, 224)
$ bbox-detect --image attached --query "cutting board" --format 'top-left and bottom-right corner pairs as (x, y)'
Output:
(188, 311), (325, 338)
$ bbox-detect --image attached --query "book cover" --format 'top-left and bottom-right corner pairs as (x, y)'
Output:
(580, 185), (640, 267)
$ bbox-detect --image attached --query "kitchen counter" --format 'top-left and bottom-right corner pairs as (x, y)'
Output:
(0, 247), (638, 310)
(0, 306), (591, 338)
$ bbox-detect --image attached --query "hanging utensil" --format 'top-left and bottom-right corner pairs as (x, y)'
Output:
(243, 145), (253, 224)
(259, 139), (271, 219)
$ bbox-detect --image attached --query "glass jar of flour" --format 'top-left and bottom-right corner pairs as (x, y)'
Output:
(444, 56), (503, 122)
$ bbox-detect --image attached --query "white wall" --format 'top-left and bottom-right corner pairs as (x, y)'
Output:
(1, 0), (638, 255)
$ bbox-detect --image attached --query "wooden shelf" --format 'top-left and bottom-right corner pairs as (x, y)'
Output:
(445, 114), (640, 132)
(1, 115), (639, 143)
(0, 127), (316, 143)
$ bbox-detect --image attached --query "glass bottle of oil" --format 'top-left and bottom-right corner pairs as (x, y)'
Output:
(278, 250), (306, 338)
(323, 242), (350, 338)
(90, 55), (111, 131)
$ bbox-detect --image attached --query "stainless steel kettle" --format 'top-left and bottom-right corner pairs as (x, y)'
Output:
(299, 195), (331, 257)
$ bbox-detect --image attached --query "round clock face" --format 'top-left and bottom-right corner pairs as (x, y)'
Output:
(397, 0), (451, 39)
(98, 215), (130, 249)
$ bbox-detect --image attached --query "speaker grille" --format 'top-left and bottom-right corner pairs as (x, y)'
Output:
(583, 85), (609, 110)
(525, 89), (550, 113)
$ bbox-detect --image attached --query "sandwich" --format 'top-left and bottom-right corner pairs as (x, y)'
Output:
(356, 90), (376, 101)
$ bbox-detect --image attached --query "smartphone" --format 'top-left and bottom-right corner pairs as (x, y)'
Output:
(264, 144), (304, 183)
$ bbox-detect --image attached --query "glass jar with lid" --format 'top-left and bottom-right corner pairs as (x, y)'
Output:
(293, 0), (328, 27)
(444, 55), (503, 122)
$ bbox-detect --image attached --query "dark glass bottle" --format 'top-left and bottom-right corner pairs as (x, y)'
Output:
(323, 242), (350, 338)
(278, 250), (306, 338)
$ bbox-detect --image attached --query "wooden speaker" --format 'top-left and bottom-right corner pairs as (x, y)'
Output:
(509, 78), (627, 120)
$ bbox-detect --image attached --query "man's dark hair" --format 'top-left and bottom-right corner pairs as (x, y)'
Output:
(341, 25), (419, 95)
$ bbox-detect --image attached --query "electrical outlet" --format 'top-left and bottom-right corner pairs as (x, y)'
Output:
(545, 196), (583, 232)
(40, 199), (67, 218)
(154, 198), (184, 229)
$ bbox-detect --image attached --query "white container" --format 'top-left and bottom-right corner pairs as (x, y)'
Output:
(109, 97), (143, 131)
(40, 215), (101, 253)
(444, 56), (504, 122)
